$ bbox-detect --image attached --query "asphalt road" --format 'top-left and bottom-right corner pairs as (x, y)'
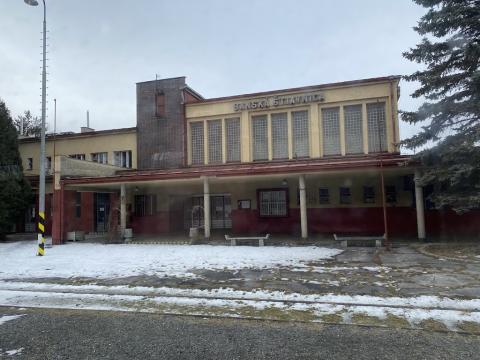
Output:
(1, 307), (480, 360)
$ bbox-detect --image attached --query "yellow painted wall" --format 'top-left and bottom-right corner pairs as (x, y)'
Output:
(185, 78), (400, 165)
(19, 130), (137, 178)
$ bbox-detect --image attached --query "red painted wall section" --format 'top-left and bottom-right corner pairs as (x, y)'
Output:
(425, 209), (480, 238)
(232, 207), (480, 238)
(131, 212), (170, 234)
(61, 191), (94, 235)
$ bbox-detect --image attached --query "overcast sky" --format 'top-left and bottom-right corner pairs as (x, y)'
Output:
(1, 0), (426, 144)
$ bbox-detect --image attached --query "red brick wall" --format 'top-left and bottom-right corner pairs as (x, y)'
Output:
(131, 212), (170, 234)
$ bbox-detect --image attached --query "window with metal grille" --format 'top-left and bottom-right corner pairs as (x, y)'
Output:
(339, 187), (352, 204)
(155, 93), (165, 118)
(75, 192), (81, 218)
(91, 152), (108, 164)
(367, 102), (387, 152)
(363, 186), (375, 203)
(208, 119), (222, 164)
(134, 194), (157, 216)
(292, 110), (309, 158)
(190, 122), (204, 165)
(252, 115), (268, 161)
(258, 189), (288, 217)
(344, 104), (363, 154)
(225, 117), (241, 162)
(385, 185), (397, 203)
(114, 151), (132, 168)
(271, 112), (288, 159)
(322, 107), (341, 156)
(319, 188), (329, 204)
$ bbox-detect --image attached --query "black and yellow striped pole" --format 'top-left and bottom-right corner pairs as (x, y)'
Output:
(37, 211), (46, 256)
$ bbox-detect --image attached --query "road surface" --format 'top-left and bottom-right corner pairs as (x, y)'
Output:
(1, 307), (479, 359)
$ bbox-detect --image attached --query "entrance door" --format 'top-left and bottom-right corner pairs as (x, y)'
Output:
(94, 193), (110, 232)
(189, 195), (231, 229)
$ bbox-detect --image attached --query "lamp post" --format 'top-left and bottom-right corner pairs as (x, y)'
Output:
(25, 0), (47, 256)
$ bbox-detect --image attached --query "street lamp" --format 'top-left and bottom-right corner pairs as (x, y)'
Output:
(25, 0), (47, 256)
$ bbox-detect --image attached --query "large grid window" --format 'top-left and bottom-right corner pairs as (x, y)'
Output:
(208, 119), (222, 164)
(225, 117), (241, 162)
(367, 102), (387, 152)
(363, 186), (375, 203)
(252, 115), (268, 161)
(191, 122), (204, 165)
(271, 112), (288, 159)
(134, 194), (157, 217)
(344, 105), (363, 154)
(292, 110), (309, 158)
(258, 189), (288, 217)
(322, 107), (341, 156)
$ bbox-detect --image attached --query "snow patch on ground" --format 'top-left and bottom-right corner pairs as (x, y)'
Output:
(0, 314), (24, 325)
(0, 241), (342, 280)
(4, 348), (24, 356)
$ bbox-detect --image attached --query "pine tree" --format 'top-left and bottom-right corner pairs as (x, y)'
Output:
(402, 0), (480, 213)
(0, 100), (32, 239)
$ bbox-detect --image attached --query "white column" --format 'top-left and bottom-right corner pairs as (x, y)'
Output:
(299, 174), (308, 239)
(203, 177), (211, 239)
(120, 183), (126, 238)
(414, 170), (426, 240)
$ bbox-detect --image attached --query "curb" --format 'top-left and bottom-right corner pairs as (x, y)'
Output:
(414, 244), (480, 264)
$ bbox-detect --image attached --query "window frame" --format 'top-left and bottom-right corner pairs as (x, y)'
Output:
(339, 187), (352, 205)
(251, 114), (269, 161)
(319, 187), (330, 204)
(385, 185), (397, 204)
(291, 110), (310, 158)
(322, 107), (341, 156)
(91, 152), (108, 164)
(257, 188), (289, 218)
(134, 194), (157, 217)
(27, 157), (33, 170)
(363, 186), (375, 204)
(190, 121), (205, 165)
(114, 150), (132, 168)
(225, 117), (241, 163)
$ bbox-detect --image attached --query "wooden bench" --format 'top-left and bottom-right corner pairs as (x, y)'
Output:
(333, 234), (385, 247)
(225, 234), (270, 247)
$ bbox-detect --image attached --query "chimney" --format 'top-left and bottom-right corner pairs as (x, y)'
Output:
(81, 110), (95, 133)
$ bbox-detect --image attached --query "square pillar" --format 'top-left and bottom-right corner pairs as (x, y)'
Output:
(120, 184), (127, 238)
(299, 174), (308, 239)
(414, 170), (426, 240)
(203, 177), (211, 239)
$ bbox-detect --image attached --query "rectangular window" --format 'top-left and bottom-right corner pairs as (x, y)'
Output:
(271, 112), (288, 159)
(46, 156), (52, 170)
(292, 110), (309, 158)
(225, 117), (240, 162)
(27, 158), (33, 170)
(252, 115), (268, 161)
(91, 152), (108, 164)
(69, 154), (85, 161)
(258, 189), (288, 217)
(190, 122), (204, 165)
(339, 187), (352, 204)
(344, 105), (363, 154)
(114, 150), (132, 168)
(322, 107), (341, 156)
(363, 186), (375, 203)
(75, 192), (81, 218)
(208, 119), (222, 164)
(319, 188), (330, 204)
(367, 102), (387, 152)
(134, 194), (157, 217)
(155, 93), (165, 118)
(385, 185), (397, 203)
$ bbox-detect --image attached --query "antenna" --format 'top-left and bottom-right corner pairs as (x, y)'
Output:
(87, 110), (90, 128)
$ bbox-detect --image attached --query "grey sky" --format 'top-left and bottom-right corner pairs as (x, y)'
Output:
(1, 0), (426, 144)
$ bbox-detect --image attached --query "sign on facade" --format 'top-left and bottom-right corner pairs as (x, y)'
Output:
(234, 92), (325, 112)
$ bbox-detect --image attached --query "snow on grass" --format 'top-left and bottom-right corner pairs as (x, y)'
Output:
(0, 241), (342, 280)
(0, 314), (24, 325)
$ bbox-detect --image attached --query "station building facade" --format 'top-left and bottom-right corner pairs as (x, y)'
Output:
(17, 76), (480, 244)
